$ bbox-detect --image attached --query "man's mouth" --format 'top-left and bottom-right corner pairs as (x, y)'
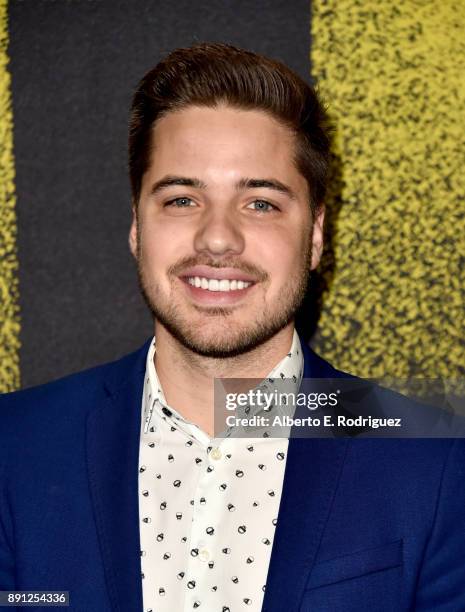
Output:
(177, 266), (258, 305)
(180, 275), (256, 304)
(185, 276), (253, 292)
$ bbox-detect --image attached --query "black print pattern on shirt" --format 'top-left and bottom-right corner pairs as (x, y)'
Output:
(139, 332), (303, 612)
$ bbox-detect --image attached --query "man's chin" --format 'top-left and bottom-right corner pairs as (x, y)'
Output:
(156, 314), (292, 358)
(168, 329), (266, 358)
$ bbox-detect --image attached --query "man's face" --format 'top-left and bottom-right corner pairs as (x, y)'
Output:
(129, 104), (324, 357)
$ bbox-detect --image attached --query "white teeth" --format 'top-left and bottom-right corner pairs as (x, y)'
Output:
(186, 277), (252, 292)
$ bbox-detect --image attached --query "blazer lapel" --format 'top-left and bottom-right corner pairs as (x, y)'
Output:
(86, 339), (151, 612)
(262, 338), (349, 612)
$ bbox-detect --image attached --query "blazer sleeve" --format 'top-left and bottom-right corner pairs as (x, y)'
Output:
(0, 454), (15, 589)
(414, 439), (465, 609)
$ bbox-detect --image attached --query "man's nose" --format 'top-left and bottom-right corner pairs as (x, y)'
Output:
(193, 207), (245, 256)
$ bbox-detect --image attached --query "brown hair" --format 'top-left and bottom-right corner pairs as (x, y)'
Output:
(129, 42), (331, 216)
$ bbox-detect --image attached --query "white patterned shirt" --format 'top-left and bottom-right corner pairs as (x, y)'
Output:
(138, 329), (303, 612)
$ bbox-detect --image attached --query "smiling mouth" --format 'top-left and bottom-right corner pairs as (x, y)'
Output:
(185, 276), (254, 292)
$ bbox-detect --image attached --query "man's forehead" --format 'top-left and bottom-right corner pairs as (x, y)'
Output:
(151, 104), (295, 147)
(146, 105), (306, 192)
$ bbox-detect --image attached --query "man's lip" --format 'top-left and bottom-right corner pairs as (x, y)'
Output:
(179, 266), (257, 283)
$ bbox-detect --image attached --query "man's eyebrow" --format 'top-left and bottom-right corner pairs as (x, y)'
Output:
(236, 177), (297, 200)
(150, 175), (208, 195)
(149, 175), (297, 199)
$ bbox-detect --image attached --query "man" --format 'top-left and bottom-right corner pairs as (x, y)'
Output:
(1, 43), (464, 612)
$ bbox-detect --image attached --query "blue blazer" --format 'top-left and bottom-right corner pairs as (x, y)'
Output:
(1, 337), (464, 611)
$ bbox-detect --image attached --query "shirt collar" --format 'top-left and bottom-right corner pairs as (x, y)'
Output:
(142, 329), (304, 438)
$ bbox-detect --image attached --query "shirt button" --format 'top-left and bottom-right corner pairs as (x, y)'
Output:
(198, 549), (210, 562)
(210, 447), (222, 460)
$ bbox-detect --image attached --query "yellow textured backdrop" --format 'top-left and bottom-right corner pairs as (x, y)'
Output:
(311, 0), (465, 379)
(0, 0), (19, 392)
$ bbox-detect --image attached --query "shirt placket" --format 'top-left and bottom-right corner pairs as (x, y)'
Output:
(183, 440), (228, 611)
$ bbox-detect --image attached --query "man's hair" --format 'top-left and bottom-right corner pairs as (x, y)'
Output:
(129, 42), (331, 216)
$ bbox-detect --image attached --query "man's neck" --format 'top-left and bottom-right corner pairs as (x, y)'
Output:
(153, 323), (296, 437)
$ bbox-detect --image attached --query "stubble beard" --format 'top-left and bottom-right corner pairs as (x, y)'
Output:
(136, 237), (313, 359)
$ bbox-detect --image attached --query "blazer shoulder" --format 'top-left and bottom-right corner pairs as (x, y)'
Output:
(0, 338), (152, 426)
(299, 335), (356, 380)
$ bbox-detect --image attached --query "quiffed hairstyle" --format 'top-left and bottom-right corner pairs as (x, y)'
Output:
(129, 43), (331, 216)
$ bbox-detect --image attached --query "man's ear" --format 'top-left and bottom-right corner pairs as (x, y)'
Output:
(128, 205), (138, 259)
(311, 206), (325, 270)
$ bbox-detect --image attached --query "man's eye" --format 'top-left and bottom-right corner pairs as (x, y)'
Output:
(248, 200), (277, 212)
(165, 197), (194, 208)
